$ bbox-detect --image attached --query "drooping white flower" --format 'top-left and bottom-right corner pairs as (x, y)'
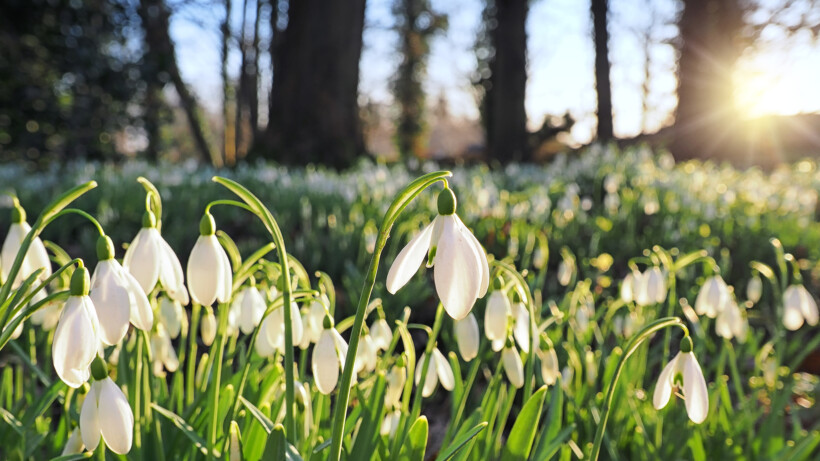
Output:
(31, 291), (62, 331)
(354, 333), (378, 374)
(80, 377), (134, 454)
(653, 338), (709, 424)
(385, 361), (406, 409)
(502, 342), (524, 389)
(746, 275), (762, 304)
(312, 319), (348, 395)
(150, 323), (179, 376)
(511, 300), (530, 353)
(90, 236), (154, 345)
(620, 272), (635, 303)
(61, 427), (85, 455)
(484, 291), (511, 342)
(305, 298), (328, 344)
(53, 266), (100, 388)
(123, 210), (189, 305)
(694, 275), (729, 318)
(536, 343), (560, 386)
(200, 308), (217, 346)
(1, 204), (51, 287)
(370, 317), (393, 351)
(783, 285), (819, 331)
(380, 409), (402, 437)
(386, 187), (490, 320)
(454, 312), (480, 361)
(186, 213), (232, 306)
(415, 348), (454, 397)
(158, 297), (185, 339)
(635, 267), (666, 306)
(557, 260), (571, 286)
(715, 298), (747, 342)
(235, 286), (266, 335)
(265, 302), (304, 352)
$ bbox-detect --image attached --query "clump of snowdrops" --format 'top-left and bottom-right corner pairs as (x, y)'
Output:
(0, 168), (817, 461)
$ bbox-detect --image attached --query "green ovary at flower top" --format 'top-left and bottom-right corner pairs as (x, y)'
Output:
(386, 185), (490, 320)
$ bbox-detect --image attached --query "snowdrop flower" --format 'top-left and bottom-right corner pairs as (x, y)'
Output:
(511, 297), (530, 353)
(620, 272), (636, 303)
(53, 265), (100, 388)
(370, 317), (393, 351)
(158, 297), (185, 339)
(123, 210), (188, 305)
(265, 302), (304, 351)
(385, 359), (406, 409)
(90, 236), (153, 345)
(695, 275), (729, 318)
(653, 337), (709, 424)
(187, 212), (232, 306)
(536, 341), (560, 386)
(380, 409), (402, 437)
(200, 307), (217, 346)
(715, 298), (747, 342)
(312, 316), (349, 394)
(354, 333), (378, 374)
(746, 275), (762, 304)
(62, 427), (85, 455)
(783, 285), (819, 331)
(635, 267), (666, 306)
(150, 324), (179, 376)
(234, 285), (266, 335)
(1, 202), (51, 287)
(454, 312), (480, 361)
(484, 290), (511, 343)
(80, 360), (134, 454)
(557, 260), (571, 286)
(415, 348), (454, 397)
(386, 187), (490, 320)
(502, 341), (524, 389)
(305, 298), (328, 344)
(31, 291), (61, 331)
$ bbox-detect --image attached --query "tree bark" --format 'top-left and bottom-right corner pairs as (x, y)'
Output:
(672, 0), (744, 162)
(484, 0), (528, 163)
(591, 0), (613, 141)
(138, 0), (215, 165)
(259, 0), (367, 167)
(221, 0), (233, 166)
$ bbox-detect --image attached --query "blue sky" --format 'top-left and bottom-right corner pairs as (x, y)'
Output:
(169, 0), (820, 146)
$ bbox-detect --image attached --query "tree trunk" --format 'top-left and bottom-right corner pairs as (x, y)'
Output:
(484, 0), (528, 163)
(221, 0), (233, 166)
(591, 0), (613, 141)
(138, 0), (215, 165)
(259, 0), (367, 167)
(250, 0), (261, 136)
(236, 0), (251, 158)
(672, 0), (744, 163)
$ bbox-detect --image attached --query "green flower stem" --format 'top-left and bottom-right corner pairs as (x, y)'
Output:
(328, 171), (452, 461)
(212, 176), (299, 439)
(134, 332), (144, 453)
(44, 208), (105, 237)
(0, 181), (97, 308)
(186, 302), (201, 406)
(589, 317), (689, 461)
(662, 273), (677, 364)
(492, 260), (537, 402)
(208, 302), (230, 460)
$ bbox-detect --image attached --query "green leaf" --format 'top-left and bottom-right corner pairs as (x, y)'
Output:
(0, 407), (25, 437)
(48, 454), (93, 461)
(263, 424), (303, 461)
(533, 383), (563, 460)
(348, 372), (386, 460)
(436, 422), (487, 461)
(240, 395), (275, 434)
(500, 385), (549, 461)
(152, 403), (217, 457)
(398, 416), (428, 461)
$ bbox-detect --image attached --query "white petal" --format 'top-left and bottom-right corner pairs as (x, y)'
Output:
(491, 338), (504, 352)
(28, 235), (52, 280)
(1, 222), (25, 283)
(484, 291), (511, 341)
(540, 348), (559, 385)
(415, 352), (439, 397)
(313, 330), (339, 394)
(454, 312), (480, 361)
(123, 228), (161, 294)
(434, 348), (455, 391)
(240, 288), (264, 335)
(215, 244), (233, 303)
(62, 428), (85, 455)
(187, 236), (222, 306)
(331, 328), (349, 369)
(159, 298), (183, 338)
(201, 309), (217, 346)
(652, 353), (678, 410)
(783, 298), (804, 331)
(434, 216), (481, 320)
(512, 302), (530, 353)
(80, 382), (102, 451)
(386, 222), (434, 294)
(255, 316), (276, 357)
(681, 352), (709, 424)
(455, 215), (489, 297)
(289, 302), (303, 346)
(799, 287), (819, 326)
(158, 235), (189, 305)
(52, 297), (98, 388)
(122, 268), (153, 331)
(98, 378), (134, 454)
(89, 261), (131, 346)
(502, 346), (524, 389)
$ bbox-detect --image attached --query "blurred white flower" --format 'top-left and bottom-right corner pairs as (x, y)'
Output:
(537, 344), (560, 386)
(1, 204), (51, 287)
(265, 302), (304, 352)
(200, 308), (217, 346)
(502, 343), (524, 389)
(695, 275), (729, 318)
(235, 286), (266, 335)
(635, 267), (666, 306)
(370, 317), (393, 351)
(61, 427), (85, 455)
(150, 324), (179, 376)
(158, 297), (185, 339)
(312, 321), (348, 395)
(80, 377), (134, 454)
(557, 260), (572, 286)
(783, 285), (819, 331)
(484, 291), (510, 343)
(380, 409), (401, 437)
(746, 275), (762, 304)
(620, 272), (635, 303)
(123, 211), (189, 305)
(511, 301), (530, 353)
(715, 298), (747, 342)
(386, 187), (490, 320)
(385, 361), (406, 409)
(354, 333), (378, 374)
(454, 312), (480, 361)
